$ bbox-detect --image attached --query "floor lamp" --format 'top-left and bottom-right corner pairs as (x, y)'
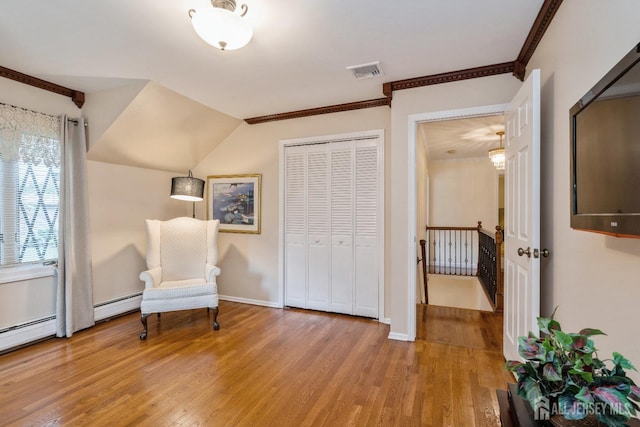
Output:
(170, 171), (205, 218)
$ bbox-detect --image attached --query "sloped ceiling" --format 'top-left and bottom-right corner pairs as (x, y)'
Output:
(86, 81), (241, 172)
(0, 1), (543, 119)
(0, 0), (545, 171)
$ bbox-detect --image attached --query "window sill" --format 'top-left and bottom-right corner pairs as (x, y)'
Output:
(0, 264), (56, 284)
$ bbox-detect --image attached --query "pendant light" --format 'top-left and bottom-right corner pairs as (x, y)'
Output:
(488, 131), (506, 171)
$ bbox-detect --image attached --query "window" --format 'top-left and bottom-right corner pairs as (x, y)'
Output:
(0, 104), (61, 267)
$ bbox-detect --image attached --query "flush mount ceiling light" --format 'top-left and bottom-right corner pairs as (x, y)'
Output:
(188, 0), (253, 51)
(488, 131), (506, 170)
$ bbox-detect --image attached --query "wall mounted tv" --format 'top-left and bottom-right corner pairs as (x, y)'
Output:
(570, 43), (640, 238)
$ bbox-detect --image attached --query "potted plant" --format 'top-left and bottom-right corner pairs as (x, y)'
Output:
(505, 309), (640, 427)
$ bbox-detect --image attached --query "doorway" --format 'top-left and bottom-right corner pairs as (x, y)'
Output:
(408, 103), (508, 339)
(416, 114), (504, 312)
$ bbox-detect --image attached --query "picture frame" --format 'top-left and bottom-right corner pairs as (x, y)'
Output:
(206, 174), (261, 234)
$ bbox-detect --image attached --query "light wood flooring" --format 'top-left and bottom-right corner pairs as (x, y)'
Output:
(0, 301), (512, 426)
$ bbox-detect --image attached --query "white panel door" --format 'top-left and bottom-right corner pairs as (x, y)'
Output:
(330, 141), (354, 314)
(284, 146), (307, 308)
(354, 139), (379, 317)
(503, 69), (541, 362)
(306, 145), (330, 311)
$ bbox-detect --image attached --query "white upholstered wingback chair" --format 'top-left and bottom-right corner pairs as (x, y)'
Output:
(139, 217), (221, 340)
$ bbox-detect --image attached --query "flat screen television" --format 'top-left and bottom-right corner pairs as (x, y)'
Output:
(570, 43), (640, 238)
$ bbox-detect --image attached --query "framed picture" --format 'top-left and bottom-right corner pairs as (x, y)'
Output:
(207, 174), (261, 234)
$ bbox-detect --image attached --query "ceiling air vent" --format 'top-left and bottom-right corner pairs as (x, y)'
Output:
(346, 61), (384, 80)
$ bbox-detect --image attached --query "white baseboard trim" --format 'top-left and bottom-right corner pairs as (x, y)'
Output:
(219, 295), (282, 309)
(388, 331), (410, 341)
(94, 294), (142, 321)
(0, 318), (56, 353)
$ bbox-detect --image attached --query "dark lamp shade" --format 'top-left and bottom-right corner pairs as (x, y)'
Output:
(170, 176), (205, 202)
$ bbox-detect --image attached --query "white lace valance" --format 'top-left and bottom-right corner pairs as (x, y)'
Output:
(0, 103), (61, 167)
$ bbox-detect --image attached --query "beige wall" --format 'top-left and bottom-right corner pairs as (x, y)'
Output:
(87, 161), (186, 304)
(0, 78), (187, 332)
(389, 74), (522, 337)
(2, 2), (639, 373)
(0, 79), (81, 328)
(0, 78), (81, 118)
(416, 134), (430, 302)
(527, 0), (640, 381)
(428, 158), (498, 229)
(192, 108), (392, 314)
(83, 81), (147, 151)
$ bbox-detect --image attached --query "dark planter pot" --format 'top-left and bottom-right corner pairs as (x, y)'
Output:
(548, 414), (605, 426)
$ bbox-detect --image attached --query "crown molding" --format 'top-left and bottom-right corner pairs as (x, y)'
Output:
(0, 65), (85, 108)
(514, 0), (564, 80)
(243, 0), (563, 124)
(0, 0), (562, 120)
(245, 97), (391, 125)
(386, 62), (515, 93)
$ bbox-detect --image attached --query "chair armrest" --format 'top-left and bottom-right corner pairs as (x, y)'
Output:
(206, 264), (221, 283)
(139, 266), (162, 289)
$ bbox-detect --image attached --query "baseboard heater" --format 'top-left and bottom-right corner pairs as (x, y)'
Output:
(94, 293), (142, 322)
(0, 315), (56, 335)
(0, 293), (143, 354)
(0, 316), (56, 354)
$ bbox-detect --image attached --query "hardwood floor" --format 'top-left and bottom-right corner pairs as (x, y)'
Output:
(0, 302), (512, 426)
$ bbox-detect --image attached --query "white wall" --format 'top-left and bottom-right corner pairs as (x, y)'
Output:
(428, 158), (498, 228)
(527, 0), (640, 380)
(192, 108), (391, 312)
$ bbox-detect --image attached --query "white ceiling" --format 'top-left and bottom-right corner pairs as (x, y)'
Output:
(0, 0), (544, 120)
(418, 115), (505, 161)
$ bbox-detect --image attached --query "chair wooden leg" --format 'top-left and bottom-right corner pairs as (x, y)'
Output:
(140, 313), (151, 340)
(213, 307), (220, 330)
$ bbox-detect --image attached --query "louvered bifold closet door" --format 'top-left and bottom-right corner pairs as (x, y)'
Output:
(283, 133), (381, 317)
(306, 144), (330, 311)
(354, 139), (380, 317)
(284, 145), (307, 308)
(330, 141), (355, 315)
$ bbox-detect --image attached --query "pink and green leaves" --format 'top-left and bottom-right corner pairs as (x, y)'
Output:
(504, 311), (639, 426)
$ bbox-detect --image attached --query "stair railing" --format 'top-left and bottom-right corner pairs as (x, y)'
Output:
(423, 221), (504, 312)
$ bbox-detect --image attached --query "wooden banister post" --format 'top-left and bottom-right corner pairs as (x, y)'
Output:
(420, 239), (428, 304)
(476, 221), (482, 276)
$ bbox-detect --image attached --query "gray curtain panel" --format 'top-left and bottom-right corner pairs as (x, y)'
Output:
(55, 116), (95, 337)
